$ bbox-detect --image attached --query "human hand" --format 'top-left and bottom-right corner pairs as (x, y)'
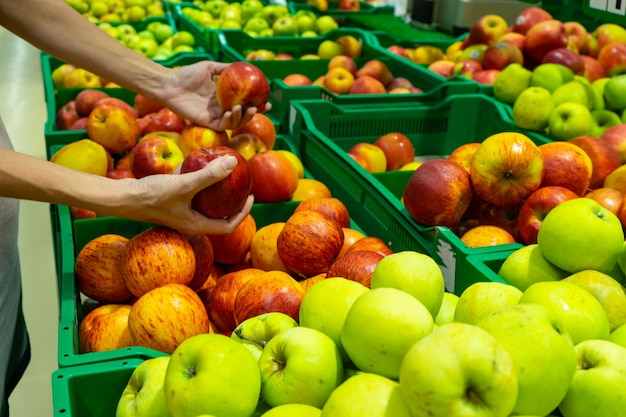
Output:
(155, 61), (271, 131)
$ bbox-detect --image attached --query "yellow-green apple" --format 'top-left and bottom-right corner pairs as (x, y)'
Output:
(349, 75), (387, 94)
(601, 123), (626, 163)
(51, 63), (76, 88)
(163, 333), (261, 417)
(233, 270), (306, 324)
(246, 49), (275, 60)
(314, 15), (337, 33)
(604, 165), (626, 195)
(403, 159), (473, 228)
(328, 55), (357, 76)
(609, 323), (626, 347)
(259, 326), (343, 408)
(87, 103), (141, 155)
(343, 236), (393, 258)
(512, 86), (554, 130)
(120, 226), (196, 297)
(129, 283), (211, 354)
(559, 339), (626, 417)
(334, 35), (362, 58)
(585, 187), (623, 216)
(322, 372), (411, 417)
(298, 277), (369, 361)
(530, 63), (575, 94)
(511, 6), (552, 35)
(250, 222), (290, 273)
(563, 269), (626, 332)
(548, 102), (594, 141)
(231, 311), (298, 361)
(277, 210), (344, 277)
(325, 250), (384, 288)
(518, 280), (611, 344)
(230, 112), (276, 150)
(482, 41), (523, 71)
(569, 135), (622, 189)
(179, 146), (252, 219)
(56, 100), (79, 130)
(410, 45), (444, 64)
(347, 142), (387, 173)
(78, 304), (134, 353)
(260, 404), (321, 417)
(129, 134), (184, 178)
(454, 281), (522, 325)
(447, 142), (480, 172)
(133, 92), (164, 117)
(49, 138), (110, 176)
(323, 67), (355, 95)
(176, 124), (229, 157)
(74, 233), (132, 304)
(317, 40), (345, 59)
(228, 133), (268, 160)
(551, 79), (595, 109)
(272, 15), (298, 36)
(427, 60), (455, 77)
(581, 55), (607, 82)
(63, 67), (102, 88)
(470, 132), (544, 207)
(75, 88), (109, 117)
(466, 14), (509, 47)
(373, 132), (415, 171)
(370, 251), (444, 318)
(433, 292), (459, 325)
(537, 197), (624, 274)
(249, 150), (299, 203)
(524, 19), (569, 63)
(276, 150), (304, 179)
(282, 73), (312, 86)
(216, 61), (270, 112)
(498, 243), (569, 291)
(603, 73), (626, 110)
(206, 212), (256, 265)
(355, 59), (393, 87)
(591, 109), (622, 137)
(541, 47), (585, 75)
(139, 107), (187, 136)
(492, 63), (532, 105)
(460, 225), (517, 248)
(589, 23), (626, 57)
(209, 267), (265, 333)
(341, 287), (434, 379)
(294, 197), (350, 228)
(517, 185), (579, 245)
(116, 356), (172, 417)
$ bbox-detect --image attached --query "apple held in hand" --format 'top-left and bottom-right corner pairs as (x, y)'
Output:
(536, 197), (624, 274)
(216, 61), (270, 112)
(129, 134), (185, 178)
(470, 132), (544, 207)
(116, 356), (172, 417)
(179, 146), (252, 219)
(399, 322), (518, 417)
(78, 304), (134, 353)
(164, 333), (261, 417)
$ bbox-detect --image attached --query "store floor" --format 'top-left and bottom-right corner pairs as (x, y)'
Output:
(1, 28), (59, 416)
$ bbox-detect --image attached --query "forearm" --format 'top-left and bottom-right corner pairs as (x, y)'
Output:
(0, 0), (171, 101)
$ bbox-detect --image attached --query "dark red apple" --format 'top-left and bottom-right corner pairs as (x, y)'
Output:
(541, 47), (585, 75)
(139, 107), (187, 136)
(75, 89), (110, 117)
(524, 19), (569, 63)
(326, 250), (384, 288)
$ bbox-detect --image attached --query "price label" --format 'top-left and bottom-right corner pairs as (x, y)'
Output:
(585, 0), (626, 24)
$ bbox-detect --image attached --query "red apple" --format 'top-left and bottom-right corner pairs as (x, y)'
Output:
(349, 75), (387, 94)
(282, 73), (313, 86)
(290, 178), (332, 201)
(179, 146), (252, 219)
(274, 53), (294, 60)
(601, 124), (626, 163)
(228, 133), (268, 160)
(517, 185), (579, 245)
(70, 117), (89, 130)
(206, 213), (256, 265)
(538, 141), (593, 196)
(482, 42), (524, 70)
(564, 21), (589, 53)
(78, 304), (134, 353)
(585, 187), (624, 216)
(338, 0), (359, 10)
(403, 159), (473, 228)
(373, 132), (415, 171)
(478, 203), (523, 242)
(355, 59), (393, 87)
(248, 150), (299, 203)
(216, 61), (270, 112)
(328, 55), (358, 76)
(348, 142), (387, 173)
(87, 104), (141, 155)
(119, 226), (196, 298)
(343, 236), (393, 258)
(139, 107), (186, 136)
(569, 135), (622, 190)
(129, 134), (184, 178)
(453, 60), (484, 78)
(176, 124), (229, 157)
(511, 6), (553, 35)
(470, 69), (501, 84)
(294, 197), (351, 228)
(428, 60), (455, 78)
(181, 233), (214, 291)
(70, 206), (98, 219)
(56, 100), (80, 130)
(447, 142), (481, 173)
(467, 14), (509, 47)
(387, 45), (410, 58)
(497, 32), (526, 52)
(337, 227), (366, 259)
(541, 47), (585, 75)
(134, 93), (164, 117)
(230, 112), (277, 150)
(92, 97), (138, 118)
(469, 132), (544, 207)
(326, 250), (384, 288)
(233, 270), (306, 325)
(460, 225), (517, 248)
(386, 77), (415, 92)
(277, 209), (344, 278)
(581, 55), (607, 82)
(106, 168), (135, 179)
(524, 19), (569, 63)
(75, 89), (110, 117)
(597, 42), (626, 77)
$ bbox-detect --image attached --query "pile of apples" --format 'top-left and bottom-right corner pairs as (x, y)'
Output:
(64, 0), (165, 23)
(180, 0), (341, 36)
(244, 33), (361, 60)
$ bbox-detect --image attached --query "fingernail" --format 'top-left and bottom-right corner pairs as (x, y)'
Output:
(221, 155), (238, 170)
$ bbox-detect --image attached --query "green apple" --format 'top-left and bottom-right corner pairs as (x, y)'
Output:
(434, 292), (459, 326)
(477, 303), (577, 416)
(116, 356), (172, 417)
(164, 333), (261, 417)
(260, 403), (321, 417)
(272, 15), (298, 36)
(258, 28), (274, 37)
(315, 15), (338, 34)
(399, 322), (518, 417)
(609, 323), (626, 347)
(370, 251), (445, 318)
(116, 23), (137, 41)
(547, 102), (594, 140)
(530, 63), (575, 93)
(220, 19), (242, 29)
(219, 4), (242, 24)
(559, 339), (626, 417)
(170, 30), (195, 48)
(340, 287), (434, 379)
(603, 73), (626, 111)
(592, 76), (610, 100)
(551, 80), (595, 109)
(298, 277), (369, 361)
(190, 10), (216, 29)
(90, 0), (110, 17)
(203, 0), (228, 18)
(133, 37), (159, 58)
(231, 311), (299, 361)
(497, 244), (569, 291)
(453, 281), (522, 325)
(493, 63), (532, 105)
(137, 29), (155, 40)
(241, 0), (264, 21)
(536, 198), (624, 274)
(244, 16), (270, 34)
(512, 86), (554, 131)
(590, 109), (622, 137)
(301, 30), (318, 37)
(258, 326), (343, 408)
(126, 5), (147, 22)
(259, 4), (287, 26)
(295, 9), (317, 19)
(296, 14), (317, 34)
(320, 372), (412, 417)
(518, 280), (611, 344)
(562, 269), (626, 332)
(317, 40), (344, 59)
(147, 21), (174, 43)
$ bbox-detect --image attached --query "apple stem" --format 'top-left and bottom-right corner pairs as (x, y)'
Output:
(466, 388), (485, 406)
(233, 327), (267, 348)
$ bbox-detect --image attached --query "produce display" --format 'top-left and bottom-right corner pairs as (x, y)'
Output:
(39, 3), (626, 417)
(64, 0), (166, 22)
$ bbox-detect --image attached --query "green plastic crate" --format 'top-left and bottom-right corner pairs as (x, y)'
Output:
(52, 358), (144, 417)
(288, 95), (553, 295)
(346, 14), (461, 44)
(465, 251), (514, 288)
